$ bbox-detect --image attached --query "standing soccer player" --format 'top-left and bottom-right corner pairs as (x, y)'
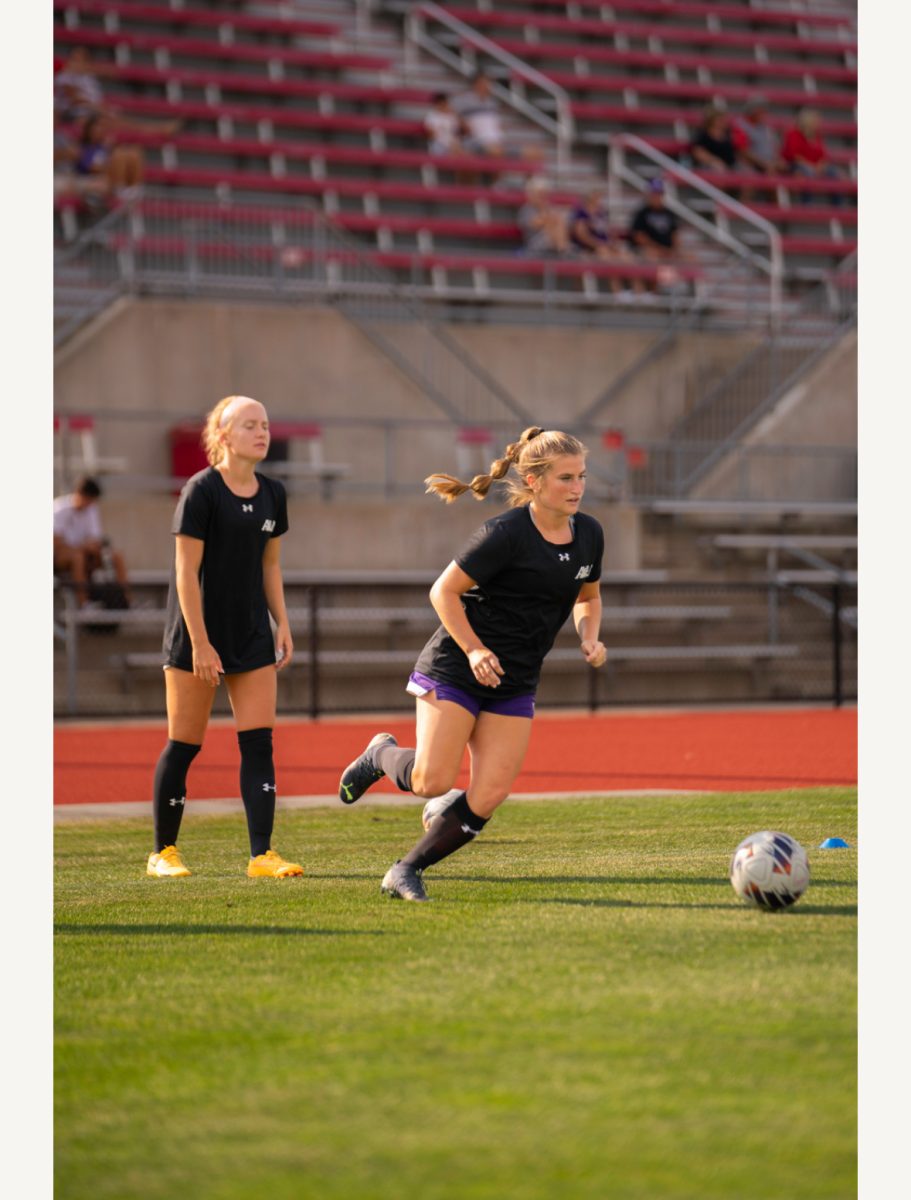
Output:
(147, 395), (302, 879)
(338, 427), (607, 900)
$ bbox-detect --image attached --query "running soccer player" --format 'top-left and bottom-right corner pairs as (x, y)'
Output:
(338, 427), (607, 901)
(147, 395), (302, 880)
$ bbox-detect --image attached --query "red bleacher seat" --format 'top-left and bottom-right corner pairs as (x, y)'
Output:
(53, 60), (430, 106)
(113, 130), (540, 180)
(462, 0), (854, 30)
(529, 71), (855, 115)
(110, 96), (426, 140)
(53, 0), (339, 39)
(440, 8), (856, 56)
(489, 38), (857, 84)
(54, 26), (391, 73)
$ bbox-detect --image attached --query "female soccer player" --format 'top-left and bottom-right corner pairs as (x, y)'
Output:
(338, 427), (607, 900)
(146, 395), (302, 879)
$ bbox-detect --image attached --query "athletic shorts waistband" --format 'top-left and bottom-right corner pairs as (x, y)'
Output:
(406, 671), (535, 719)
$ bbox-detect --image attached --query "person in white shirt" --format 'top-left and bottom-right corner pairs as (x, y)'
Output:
(453, 74), (505, 156)
(424, 93), (462, 156)
(53, 476), (130, 608)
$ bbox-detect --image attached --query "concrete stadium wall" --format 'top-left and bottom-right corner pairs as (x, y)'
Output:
(694, 329), (857, 502)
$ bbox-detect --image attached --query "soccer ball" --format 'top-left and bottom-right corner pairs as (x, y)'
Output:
(729, 831), (810, 911)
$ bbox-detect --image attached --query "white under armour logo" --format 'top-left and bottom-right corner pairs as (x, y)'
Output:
(168, 796), (185, 808)
(242, 504), (253, 512)
(262, 783), (276, 793)
(261, 519), (276, 532)
(558, 552), (571, 562)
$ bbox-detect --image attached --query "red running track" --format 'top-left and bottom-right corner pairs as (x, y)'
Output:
(54, 708), (856, 805)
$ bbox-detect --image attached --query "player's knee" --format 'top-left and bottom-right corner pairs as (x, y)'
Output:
(410, 764), (456, 799)
(469, 787), (510, 818)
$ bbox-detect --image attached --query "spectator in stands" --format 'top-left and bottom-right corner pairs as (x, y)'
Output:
(629, 178), (679, 260)
(781, 107), (843, 204)
(518, 177), (570, 256)
(735, 95), (782, 175)
(54, 112), (108, 205)
(629, 178), (683, 293)
(453, 72), (505, 158)
(689, 106), (738, 173)
(569, 188), (642, 298)
(55, 46), (181, 135)
(76, 115), (145, 200)
(424, 92), (462, 156)
(53, 476), (131, 609)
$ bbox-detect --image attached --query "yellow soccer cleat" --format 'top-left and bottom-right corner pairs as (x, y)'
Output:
(147, 845), (191, 878)
(247, 849), (303, 878)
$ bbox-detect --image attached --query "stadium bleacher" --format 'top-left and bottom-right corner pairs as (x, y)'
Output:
(54, 0), (856, 307)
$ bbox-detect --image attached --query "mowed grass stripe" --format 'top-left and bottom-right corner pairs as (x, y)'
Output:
(55, 789), (856, 1200)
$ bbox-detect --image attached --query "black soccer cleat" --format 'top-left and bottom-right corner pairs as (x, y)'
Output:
(338, 732), (397, 805)
(381, 861), (430, 902)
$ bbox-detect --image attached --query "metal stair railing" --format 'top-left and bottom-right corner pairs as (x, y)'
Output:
(664, 250), (856, 494)
(607, 135), (784, 323)
(54, 204), (132, 348)
(400, 1), (575, 171)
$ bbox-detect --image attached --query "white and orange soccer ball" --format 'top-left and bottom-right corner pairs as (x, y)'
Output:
(730, 831), (810, 911)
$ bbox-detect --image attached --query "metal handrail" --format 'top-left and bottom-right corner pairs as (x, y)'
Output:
(405, 2), (575, 171)
(608, 134), (784, 321)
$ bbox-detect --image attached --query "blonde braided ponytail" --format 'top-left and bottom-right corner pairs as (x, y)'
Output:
(424, 427), (545, 503)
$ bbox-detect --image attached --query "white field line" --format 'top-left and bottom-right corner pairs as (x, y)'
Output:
(54, 788), (715, 822)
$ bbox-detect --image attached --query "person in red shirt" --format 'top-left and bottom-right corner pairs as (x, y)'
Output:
(781, 108), (843, 204)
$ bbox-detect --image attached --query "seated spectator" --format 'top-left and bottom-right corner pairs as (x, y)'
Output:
(453, 73), (505, 157)
(424, 93), (462, 156)
(569, 189), (642, 297)
(518, 177), (570, 256)
(781, 107), (843, 204)
(735, 95), (782, 175)
(690, 107), (738, 172)
(55, 47), (180, 136)
(76, 115), (145, 200)
(629, 178), (680, 259)
(54, 112), (108, 206)
(53, 477), (131, 610)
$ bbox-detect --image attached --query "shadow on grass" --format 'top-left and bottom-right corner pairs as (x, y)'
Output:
(54, 923), (395, 937)
(530, 898), (857, 916)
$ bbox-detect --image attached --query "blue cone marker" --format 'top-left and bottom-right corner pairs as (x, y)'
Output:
(819, 837), (850, 849)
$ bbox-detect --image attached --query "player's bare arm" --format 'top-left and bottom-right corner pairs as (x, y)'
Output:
(262, 536), (293, 670)
(175, 533), (223, 686)
(430, 560), (504, 687)
(574, 580), (607, 668)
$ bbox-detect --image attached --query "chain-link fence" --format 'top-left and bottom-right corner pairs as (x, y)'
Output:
(54, 576), (857, 719)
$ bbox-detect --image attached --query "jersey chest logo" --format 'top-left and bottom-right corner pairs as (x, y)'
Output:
(558, 552), (571, 562)
(241, 504), (254, 513)
(575, 564), (593, 580)
(261, 519), (276, 533)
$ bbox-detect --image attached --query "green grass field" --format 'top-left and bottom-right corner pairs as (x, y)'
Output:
(55, 789), (856, 1200)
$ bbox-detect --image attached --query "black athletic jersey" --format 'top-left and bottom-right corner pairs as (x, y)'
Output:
(413, 505), (604, 698)
(162, 467), (288, 673)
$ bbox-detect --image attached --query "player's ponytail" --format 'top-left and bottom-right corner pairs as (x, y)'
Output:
(425, 426), (545, 504)
(425, 427), (587, 507)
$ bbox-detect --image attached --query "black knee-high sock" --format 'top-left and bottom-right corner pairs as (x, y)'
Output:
(374, 743), (416, 792)
(401, 792), (488, 871)
(153, 739), (201, 852)
(238, 727), (276, 857)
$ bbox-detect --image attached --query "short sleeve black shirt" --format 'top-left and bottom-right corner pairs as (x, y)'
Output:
(162, 467), (289, 673)
(413, 506), (604, 698)
(630, 203), (679, 248)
